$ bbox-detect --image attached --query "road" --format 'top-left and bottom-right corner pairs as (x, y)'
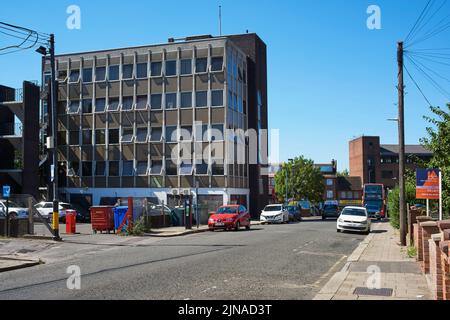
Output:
(0, 218), (366, 300)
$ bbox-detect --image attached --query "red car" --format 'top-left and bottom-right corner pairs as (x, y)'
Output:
(208, 205), (251, 231)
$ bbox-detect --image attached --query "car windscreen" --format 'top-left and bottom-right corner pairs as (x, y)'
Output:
(365, 200), (382, 210)
(60, 204), (72, 209)
(216, 207), (238, 214)
(264, 206), (282, 212)
(324, 205), (337, 210)
(341, 208), (367, 217)
(286, 206), (297, 212)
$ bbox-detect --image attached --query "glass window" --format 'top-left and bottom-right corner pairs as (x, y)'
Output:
(58, 131), (67, 146)
(82, 129), (92, 145)
(69, 131), (79, 145)
(108, 65), (119, 81)
(58, 70), (68, 81)
(122, 161), (134, 176)
(326, 190), (334, 199)
(165, 93), (177, 109)
(95, 98), (106, 112)
(211, 57), (223, 71)
(109, 161), (119, 176)
(150, 160), (162, 174)
(196, 58), (207, 73)
(108, 98), (120, 111)
(68, 101), (80, 114)
(181, 59), (192, 75)
(95, 161), (106, 176)
(195, 124), (208, 142)
(211, 124), (224, 141)
(122, 64), (133, 79)
(82, 68), (92, 82)
(108, 128), (119, 144)
(340, 191), (347, 199)
(195, 91), (207, 107)
(326, 179), (333, 186)
(151, 62), (162, 76)
(212, 163), (224, 175)
(165, 160), (177, 176)
(69, 69), (80, 83)
(122, 128), (134, 142)
(96, 66), (106, 81)
(82, 99), (93, 113)
(136, 127), (148, 142)
(136, 63), (148, 78)
(180, 162), (193, 175)
(122, 96), (133, 111)
(211, 90), (223, 107)
(196, 161), (208, 175)
(82, 162), (92, 176)
(136, 161), (148, 176)
(68, 161), (80, 177)
(180, 92), (192, 108)
(179, 126), (192, 141)
(165, 126), (177, 142)
(95, 129), (106, 145)
(165, 60), (177, 76)
(136, 95), (148, 110)
(150, 127), (162, 141)
(150, 94), (162, 110)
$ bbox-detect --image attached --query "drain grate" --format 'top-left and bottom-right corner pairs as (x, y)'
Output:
(353, 287), (393, 297)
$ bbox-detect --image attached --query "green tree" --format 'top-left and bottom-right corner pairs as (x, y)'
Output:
(274, 156), (325, 204)
(337, 169), (349, 177)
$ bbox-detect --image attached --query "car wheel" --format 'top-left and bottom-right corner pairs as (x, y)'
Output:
(337, 229), (341, 233)
(235, 221), (240, 231)
(322, 216), (326, 220)
(245, 224), (251, 230)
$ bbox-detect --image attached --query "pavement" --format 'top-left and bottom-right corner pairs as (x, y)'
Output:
(313, 221), (433, 300)
(0, 217), (366, 299)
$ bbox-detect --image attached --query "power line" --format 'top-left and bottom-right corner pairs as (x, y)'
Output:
(408, 0), (447, 43)
(0, 28), (48, 47)
(404, 64), (433, 107)
(407, 53), (450, 84)
(405, 0), (433, 43)
(406, 12), (450, 48)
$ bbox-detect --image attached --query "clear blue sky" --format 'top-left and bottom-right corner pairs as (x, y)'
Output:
(1, 0), (449, 171)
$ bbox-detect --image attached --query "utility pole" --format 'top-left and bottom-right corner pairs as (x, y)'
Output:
(397, 41), (407, 246)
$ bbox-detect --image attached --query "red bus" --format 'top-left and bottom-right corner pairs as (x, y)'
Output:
(362, 184), (386, 219)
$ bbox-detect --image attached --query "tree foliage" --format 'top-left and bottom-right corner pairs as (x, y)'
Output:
(274, 156), (325, 204)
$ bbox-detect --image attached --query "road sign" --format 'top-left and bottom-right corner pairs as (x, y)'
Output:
(2, 186), (10, 199)
(416, 169), (440, 200)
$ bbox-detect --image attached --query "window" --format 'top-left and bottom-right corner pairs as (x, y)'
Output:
(82, 68), (92, 82)
(95, 161), (106, 176)
(340, 191), (347, 199)
(180, 162), (193, 175)
(165, 126), (177, 142)
(96, 66), (106, 81)
(382, 170), (394, 179)
(211, 57), (223, 71)
(121, 128), (134, 143)
(150, 160), (162, 174)
(165, 60), (177, 76)
(136, 127), (148, 142)
(212, 163), (224, 175)
(195, 124), (208, 142)
(69, 69), (80, 83)
(58, 70), (67, 81)
(109, 161), (119, 176)
(211, 124), (224, 141)
(149, 94), (162, 110)
(108, 128), (119, 144)
(165, 160), (177, 176)
(136, 63), (148, 78)
(180, 92), (192, 108)
(150, 127), (162, 142)
(326, 190), (334, 199)
(58, 131), (67, 146)
(69, 131), (79, 146)
(122, 96), (133, 111)
(108, 65), (119, 81)
(67, 161), (80, 177)
(122, 64), (133, 79)
(195, 91), (207, 107)
(82, 162), (92, 176)
(122, 161), (134, 176)
(326, 179), (333, 186)
(179, 126), (192, 141)
(82, 129), (92, 145)
(136, 95), (147, 110)
(181, 59), (192, 75)
(211, 90), (223, 106)
(196, 161), (208, 175)
(95, 98), (106, 113)
(151, 62), (162, 76)
(347, 191), (353, 199)
(95, 129), (106, 145)
(108, 98), (120, 111)
(196, 58), (207, 73)
(165, 93), (177, 109)
(136, 161), (148, 176)
(82, 99), (93, 113)
(68, 101), (80, 114)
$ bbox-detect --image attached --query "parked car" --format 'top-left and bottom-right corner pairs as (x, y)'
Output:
(322, 202), (340, 220)
(34, 202), (82, 223)
(260, 204), (289, 224)
(337, 206), (371, 235)
(286, 205), (301, 222)
(208, 205), (251, 231)
(0, 200), (29, 218)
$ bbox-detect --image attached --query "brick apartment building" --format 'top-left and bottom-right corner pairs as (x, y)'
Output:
(41, 33), (269, 220)
(349, 136), (433, 190)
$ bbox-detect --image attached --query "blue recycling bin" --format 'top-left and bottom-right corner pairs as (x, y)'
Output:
(113, 206), (129, 230)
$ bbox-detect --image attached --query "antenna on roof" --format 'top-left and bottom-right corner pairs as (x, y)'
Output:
(219, 5), (222, 36)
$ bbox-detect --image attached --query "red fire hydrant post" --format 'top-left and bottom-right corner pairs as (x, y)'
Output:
(65, 210), (77, 234)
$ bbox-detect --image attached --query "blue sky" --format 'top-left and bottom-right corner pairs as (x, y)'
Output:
(1, 0), (449, 170)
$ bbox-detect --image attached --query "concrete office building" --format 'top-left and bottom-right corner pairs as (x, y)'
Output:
(42, 33), (268, 220)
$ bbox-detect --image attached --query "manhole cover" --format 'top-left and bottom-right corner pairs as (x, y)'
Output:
(353, 287), (393, 297)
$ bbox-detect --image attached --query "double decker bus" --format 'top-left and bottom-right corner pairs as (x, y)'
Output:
(362, 183), (386, 219)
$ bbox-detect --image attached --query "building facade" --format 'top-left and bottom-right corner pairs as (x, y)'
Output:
(42, 34), (268, 220)
(349, 136), (433, 189)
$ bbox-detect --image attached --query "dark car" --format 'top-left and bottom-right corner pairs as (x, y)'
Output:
(286, 206), (302, 222)
(322, 204), (340, 220)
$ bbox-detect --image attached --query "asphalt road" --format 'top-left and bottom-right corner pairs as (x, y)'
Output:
(0, 218), (366, 300)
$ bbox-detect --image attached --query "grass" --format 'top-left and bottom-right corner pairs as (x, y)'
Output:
(407, 245), (417, 258)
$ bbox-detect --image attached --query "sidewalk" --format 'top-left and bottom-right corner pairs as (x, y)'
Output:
(314, 221), (433, 300)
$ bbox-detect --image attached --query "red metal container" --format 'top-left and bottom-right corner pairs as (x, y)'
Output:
(65, 210), (77, 234)
(90, 206), (115, 234)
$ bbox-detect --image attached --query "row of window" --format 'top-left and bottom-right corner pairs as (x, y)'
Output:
(59, 125), (226, 145)
(66, 160), (227, 177)
(66, 90), (224, 113)
(59, 57), (224, 83)
(339, 191), (361, 200)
